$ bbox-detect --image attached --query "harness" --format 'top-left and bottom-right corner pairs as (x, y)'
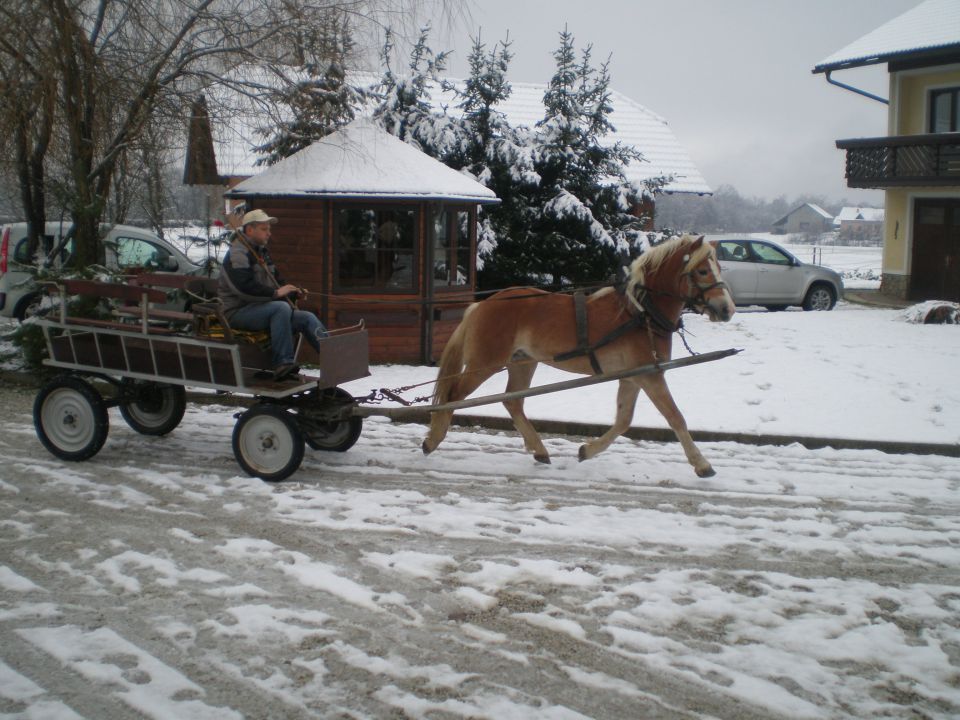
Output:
(552, 266), (728, 373)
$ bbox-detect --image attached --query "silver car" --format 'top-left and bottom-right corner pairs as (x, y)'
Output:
(712, 238), (843, 311)
(0, 222), (211, 321)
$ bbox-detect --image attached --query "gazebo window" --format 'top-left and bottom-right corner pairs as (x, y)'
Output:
(336, 207), (416, 292)
(432, 208), (472, 288)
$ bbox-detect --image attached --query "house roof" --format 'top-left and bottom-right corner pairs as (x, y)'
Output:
(212, 71), (710, 196)
(835, 206), (885, 223)
(813, 0), (960, 73)
(225, 117), (499, 203)
(772, 203), (834, 226)
(435, 81), (711, 195)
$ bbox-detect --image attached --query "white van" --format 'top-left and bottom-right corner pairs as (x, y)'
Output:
(0, 222), (213, 321)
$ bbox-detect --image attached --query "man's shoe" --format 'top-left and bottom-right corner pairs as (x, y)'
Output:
(272, 363), (300, 380)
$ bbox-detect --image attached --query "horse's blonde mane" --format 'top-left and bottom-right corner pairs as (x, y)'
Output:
(625, 234), (712, 297)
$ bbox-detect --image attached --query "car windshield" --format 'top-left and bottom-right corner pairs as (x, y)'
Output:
(751, 243), (793, 265)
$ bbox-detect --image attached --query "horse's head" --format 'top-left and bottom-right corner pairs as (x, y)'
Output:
(678, 235), (735, 322)
(626, 234), (735, 323)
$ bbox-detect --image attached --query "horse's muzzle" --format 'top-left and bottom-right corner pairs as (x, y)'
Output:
(706, 294), (736, 322)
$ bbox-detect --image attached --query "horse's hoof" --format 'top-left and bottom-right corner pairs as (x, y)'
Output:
(421, 440), (433, 456)
(534, 454), (551, 465)
(696, 466), (716, 478)
(578, 446), (589, 462)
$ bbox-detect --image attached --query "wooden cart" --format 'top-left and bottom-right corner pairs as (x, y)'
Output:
(32, 276), (370, 481)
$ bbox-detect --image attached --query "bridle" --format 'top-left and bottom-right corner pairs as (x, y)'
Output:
(682, 266), (729, 315)
(626, 251), (729, 322)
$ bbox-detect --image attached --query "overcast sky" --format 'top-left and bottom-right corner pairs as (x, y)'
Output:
(428, 0), (921, 205)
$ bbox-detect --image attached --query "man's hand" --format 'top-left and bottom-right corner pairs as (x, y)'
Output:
(275, 284), (300, 299)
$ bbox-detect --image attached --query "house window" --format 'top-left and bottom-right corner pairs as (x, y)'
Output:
(336, 207), (416, 292)
(930, 87), (960, 133)
(432, 208), (471, 288)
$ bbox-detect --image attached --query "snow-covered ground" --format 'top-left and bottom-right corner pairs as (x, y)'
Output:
(2, 292), (960, 718)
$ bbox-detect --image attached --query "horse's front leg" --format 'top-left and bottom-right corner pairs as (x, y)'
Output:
(641, 374), (715, 478)
(578, 380), (640, 462)
(503, 361), (550, 463)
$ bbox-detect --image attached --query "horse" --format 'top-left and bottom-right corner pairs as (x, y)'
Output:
(421, 234), (736, 478)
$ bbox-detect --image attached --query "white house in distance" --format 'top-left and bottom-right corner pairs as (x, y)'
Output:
(771, 203), (835, 235)
(834, 206), (885, 245)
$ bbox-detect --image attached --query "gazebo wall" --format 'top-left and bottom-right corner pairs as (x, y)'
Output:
(245, 198), (469, 365)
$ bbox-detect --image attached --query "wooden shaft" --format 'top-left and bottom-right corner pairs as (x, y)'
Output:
(354, 348), (741, 419)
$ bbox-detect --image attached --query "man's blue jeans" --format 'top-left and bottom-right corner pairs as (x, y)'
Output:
(228, 301), (326, 366)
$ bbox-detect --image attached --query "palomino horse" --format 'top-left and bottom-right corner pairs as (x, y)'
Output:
(421, 234), (736, 477)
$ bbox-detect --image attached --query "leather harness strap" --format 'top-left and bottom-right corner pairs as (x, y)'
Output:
(553, 291), (604, 374)
(553, 287), (680, 373)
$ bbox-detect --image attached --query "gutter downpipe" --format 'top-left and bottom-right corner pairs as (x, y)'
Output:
(823, 69), (889, 105)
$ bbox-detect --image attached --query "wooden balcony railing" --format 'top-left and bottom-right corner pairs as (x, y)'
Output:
(836, 133), (960, 188)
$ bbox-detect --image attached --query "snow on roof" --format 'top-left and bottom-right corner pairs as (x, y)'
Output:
(773, 203), (834, 226)
(226, 117), (498, 202)
(835, 206), (885, 223)
(433, 80), (710, 195)
(213, 71), (710, 195)
(814, 0), (960, 72)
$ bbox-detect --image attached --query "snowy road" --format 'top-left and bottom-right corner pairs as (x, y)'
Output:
(2, 381), (960, 719)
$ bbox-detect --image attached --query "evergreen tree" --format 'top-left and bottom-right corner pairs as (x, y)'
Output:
(255, 14), (365, 165)
(374, 26), (460, 161)
(448, 35), (538, 270)
(482, 29), (665, 289)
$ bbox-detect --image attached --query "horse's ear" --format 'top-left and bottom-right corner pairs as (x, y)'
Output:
(692, 235), (705, 248)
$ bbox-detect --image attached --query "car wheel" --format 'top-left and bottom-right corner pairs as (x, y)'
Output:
(802, 283), (836, 311)
(13, 292), (42, 322)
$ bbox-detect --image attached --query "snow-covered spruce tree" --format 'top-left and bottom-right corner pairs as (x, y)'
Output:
(484, 28), (665, 289)
(374, 26), (461, 162)
(446, 35), (538, 272)
(256, 14), (366, 165)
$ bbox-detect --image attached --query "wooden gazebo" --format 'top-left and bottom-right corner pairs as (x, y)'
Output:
(225, 119), (499, 363)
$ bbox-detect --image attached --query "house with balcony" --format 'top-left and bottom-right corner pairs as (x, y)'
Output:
(814, 0), (960, 302)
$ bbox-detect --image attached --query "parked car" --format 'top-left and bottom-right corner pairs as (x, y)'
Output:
(0, 222), (215, 321)
(711, 238), (843, 311)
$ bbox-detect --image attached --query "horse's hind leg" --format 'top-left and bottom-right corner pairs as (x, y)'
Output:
(578, 380), (640, 462)
(641, 375), (715, 478)
(503, 361), (550, 463)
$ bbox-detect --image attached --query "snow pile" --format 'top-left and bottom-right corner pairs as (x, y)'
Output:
(898, 301), (960, 325)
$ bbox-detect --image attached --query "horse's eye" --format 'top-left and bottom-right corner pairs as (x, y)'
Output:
(698, 268), (709, 276)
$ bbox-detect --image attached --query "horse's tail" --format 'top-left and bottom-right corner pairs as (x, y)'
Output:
(432, 304), (474, 404)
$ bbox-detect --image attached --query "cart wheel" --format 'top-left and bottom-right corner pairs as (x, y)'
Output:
(301, 387), (363, 452)
(119, 380), (187, 436)
(305, 416), (363, 452)
(232, 405), (305, 482)
(34, 375), (109, 461)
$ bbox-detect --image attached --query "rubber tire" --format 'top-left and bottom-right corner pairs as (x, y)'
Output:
(14, 291), (42, 322)
(802, 283), (837, 311)
(232, 405), (305, 482)
(119, 380), (187, 436)
(34, 375), (109, 461)
(302, 388), (363, 452)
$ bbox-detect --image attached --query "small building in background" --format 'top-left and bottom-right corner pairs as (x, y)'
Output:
(771, 203), (835, 235)
(834, 207), (884, 245)
(225, 119), (499, 364)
